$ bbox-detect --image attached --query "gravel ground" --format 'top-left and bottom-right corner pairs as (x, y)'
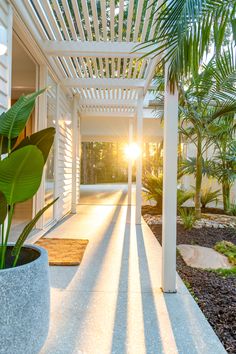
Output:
(147, 222), (236, 353)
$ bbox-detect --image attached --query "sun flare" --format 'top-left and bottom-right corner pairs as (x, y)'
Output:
(124, 143), (141, 160)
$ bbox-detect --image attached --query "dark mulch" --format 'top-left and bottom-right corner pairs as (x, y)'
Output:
(148, 223), (236, 353)
(142, 205), (230, 216)
(150, 223), (236, 248)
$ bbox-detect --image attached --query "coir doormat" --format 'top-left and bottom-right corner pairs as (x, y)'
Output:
(36, 238), (89, 266)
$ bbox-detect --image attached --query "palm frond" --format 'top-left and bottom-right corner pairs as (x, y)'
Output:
(142, 0), (235, 84)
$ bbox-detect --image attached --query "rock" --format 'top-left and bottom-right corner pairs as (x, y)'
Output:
(177, 244), (232, 270)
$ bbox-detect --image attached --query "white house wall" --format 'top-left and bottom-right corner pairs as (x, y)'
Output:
(81, 115), (163, 143)
(57, 89), (73, 219)
(184, 143), (236, 205)
(0, 0), (12, 113)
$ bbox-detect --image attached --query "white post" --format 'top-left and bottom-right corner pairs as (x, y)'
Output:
(135, 89), (144, 224)
(162, 66), (179, 293)
(53, 83), (60, 221)
(36, 65), (48, 229)
(71, 96), (78, 214)
(77, 113), (81, 203)
(128, 118), (133, 205)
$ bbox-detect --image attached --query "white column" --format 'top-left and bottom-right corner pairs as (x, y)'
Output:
(77, 113), (81, 203)
(162, 66), (179, 293)
(128, 118), (133, 205)
(53, 83), (60, 221)
(135, 89), (144, 224)
(71, 96), (78, 214)
(36, 65), (48, 229)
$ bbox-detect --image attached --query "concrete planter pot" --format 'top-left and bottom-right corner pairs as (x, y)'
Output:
(0, 244), (50, 354)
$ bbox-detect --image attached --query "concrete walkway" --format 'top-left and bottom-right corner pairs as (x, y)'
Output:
(41, 184), (225, 354)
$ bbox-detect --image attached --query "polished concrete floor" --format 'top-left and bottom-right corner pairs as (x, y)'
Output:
(40, 184), (225, 354)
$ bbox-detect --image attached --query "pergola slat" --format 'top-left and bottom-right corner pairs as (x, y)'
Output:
(133, 0), (145, 42)
(126, 0), (134, 41)
(118, 0), (124, 41)
(61, 0), (77, 41)
(17, 0), (160, 113)
(91, 0), (100, 40)
(81, 0), (93, 41)
(110, 0), (115, 41)
(100, 0), (108, 41)
(71, 0), (86, 40)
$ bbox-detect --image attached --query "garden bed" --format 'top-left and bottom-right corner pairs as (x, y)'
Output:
(144, 218), (236, 353)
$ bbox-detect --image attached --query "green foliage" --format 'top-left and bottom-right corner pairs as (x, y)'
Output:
(0, 192), (7, 225)
(0, 146), (44, 205)
(0, 90), (45, 150)
(214, 241), (236, 266)
(179, 208), (197, 230)
(211, 267), (236, 277)
(229, 203), (236, 216)
(177, 189), (194, 207)
(200, 187), (221, 208)
(143, 173), (163, 208)
(12, 198), (58, 267)
(143, 173), (194, 209)
(0, 90), (56, 269)
(142, 0), (235, 85)
(13, 127), (55, 163)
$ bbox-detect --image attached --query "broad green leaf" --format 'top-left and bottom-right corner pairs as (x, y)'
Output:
(11, 198), (59, 262)
(0, 146), (44, 205)
(0, 136), (18, 154)
(0, 89), (45, 139)
(13, 127), (56, 163)
(0, 191), (7, 224)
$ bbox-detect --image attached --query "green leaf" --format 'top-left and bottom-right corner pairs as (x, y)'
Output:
(13, 127), (56, 163)
(1, 136), (18, 154)
(0, 191), (7, 224)
(0, 89), (45, 139)
(0, 146), (44, 205)
(231, 18), (236, 43)
(11, 198), (59, 263)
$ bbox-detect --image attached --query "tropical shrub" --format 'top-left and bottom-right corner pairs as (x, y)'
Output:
(177, 189), (194, 207)
(200, 187), (221, 208)
(179, 208), (196, 230)
(229, 203), (236, 216)
(143, 173), (194, 210)
(0, 89), (57, 269)
(143, 173), (163, 208)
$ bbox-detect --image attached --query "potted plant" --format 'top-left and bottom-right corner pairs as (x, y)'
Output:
(0, 89), (57, 354)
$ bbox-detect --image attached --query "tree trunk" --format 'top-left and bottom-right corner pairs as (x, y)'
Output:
(222, 180), (231, 212)
(195, 135), (202, 218)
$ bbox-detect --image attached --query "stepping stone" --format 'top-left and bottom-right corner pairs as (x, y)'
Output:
(177, 244), (232, 269)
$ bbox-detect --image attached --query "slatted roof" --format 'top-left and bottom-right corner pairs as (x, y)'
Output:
(13, 0), (160, 116)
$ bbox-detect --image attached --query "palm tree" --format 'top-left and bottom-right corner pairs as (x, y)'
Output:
(142, 0), (236, 85)
(207, 117), (236, 211)
(153, 48), (236, 217)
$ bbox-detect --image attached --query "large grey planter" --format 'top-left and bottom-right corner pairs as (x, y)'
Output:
(0, 244), (50, 354)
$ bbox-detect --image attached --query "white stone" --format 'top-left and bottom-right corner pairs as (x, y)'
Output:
(177, 244), (232, 270)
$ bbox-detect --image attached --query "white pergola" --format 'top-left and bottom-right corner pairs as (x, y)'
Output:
(11, 0), (178, 293)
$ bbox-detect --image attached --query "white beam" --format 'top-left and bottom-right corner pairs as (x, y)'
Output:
(128, 118), (133, 205)
(62, 78), (146, 89)
(162, 66), (178, 293)
(144, 54), (162, 93)
(135, 89), (144, 224)
(42, 40), (158, 58)
(71, 96), (78, 214)
(79, 111), (135, 118)
(77, 98), (137, 107)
